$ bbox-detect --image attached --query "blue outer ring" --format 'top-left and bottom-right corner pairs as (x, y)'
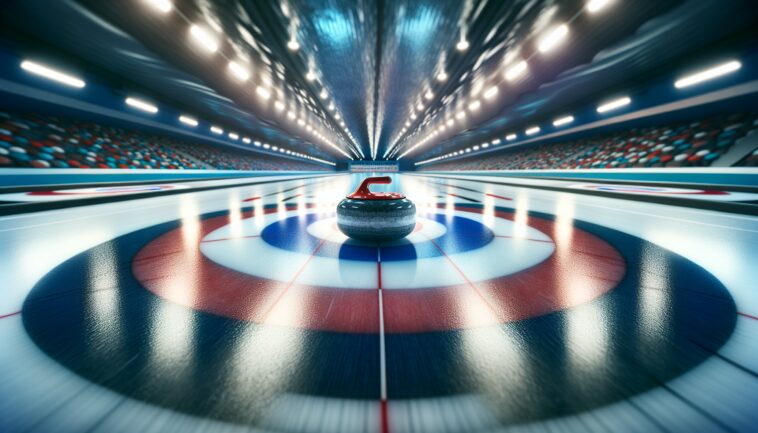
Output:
(21, 203), (737, 426)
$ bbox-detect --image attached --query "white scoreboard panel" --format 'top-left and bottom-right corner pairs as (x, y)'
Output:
(349, 162), (400, 172)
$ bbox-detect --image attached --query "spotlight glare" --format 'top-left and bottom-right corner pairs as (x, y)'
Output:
(20, 60), (85, 88)
(287, 39), (300, 51)
(538, 24), (568, 53)
(525, 126), (540, 135)
(228, 61), (250, 81)
(437, 71), (448, 82)
(505, 60), (528, 81)
(189, 25), (219, 53)
(179, 115), (198, 127)
(553, 115), (574, 127)
(256, 86), (271, 100)
(456, 38), (470, 51)
(143, 0), (173, 13)
(506, 133), (517, 141)
(468, 100), (481, 111)
(586, 0), (613, 13)
(674, 60), (742, 88)
(596, 96), (631, 113)
(483, 86), (499, 99)
(210, 126), (223, 134)
(125, 97), (158, 114)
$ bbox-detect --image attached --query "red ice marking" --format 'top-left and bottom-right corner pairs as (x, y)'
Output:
(494, 234), (554, 244)
(485, 193), (512, 201)
(738, 312), (758, 321)
(200, 234), (261, 243)
(133, 205), (625, 333)
(242, 196), (261, 202)
(0, 311), (21, 319)
(380, 399), (390, 433)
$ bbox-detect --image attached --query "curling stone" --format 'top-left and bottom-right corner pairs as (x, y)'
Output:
(337, 176), (416, 242)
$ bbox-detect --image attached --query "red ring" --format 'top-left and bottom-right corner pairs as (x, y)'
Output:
(132, 205), (625, 333)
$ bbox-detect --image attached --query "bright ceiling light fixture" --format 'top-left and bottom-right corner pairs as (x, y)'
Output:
(274, 100), (285, 111)
(287, 37), (300, 51)
(483, 86), (499, 99)
(319, 89), (328, 99)
(456, 37), (470, 52)
(416, 102), (424, 111)
(143, 0), (173, 13)
(256, 86), (271, 100)
(189, 25), (219, 53)
(210, 126), (223, 134)
(243, 137), (251, 144)
(455, 111), (466, 119)
(674, 60), (742, 89)
(538, 24), (568, 53)
(506, 133), (517, 141)
(328, 102), (336, 111)
(491, 138), (501, 145)
(597, 96), (631, 113)
(228, 61), (250, 81)
(229, 132), (239, 140)
(525, 126), (540, 135)
(125, 97), (158, 114)
(424, 90), (434, 100)
(468, 100), (481, 111)
(437, 70), (449, 82)
(179, 115), (198, 127)
(586, 0), (613, 14)
(20, 60), (85, 88)
(553, 115), (575, 127)
(305, 70), (317, 81)
(446, 118), (454, 126)
(505, 60), (528, 81)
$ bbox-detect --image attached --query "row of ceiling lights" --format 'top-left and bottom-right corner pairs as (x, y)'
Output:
(385, 0), (617, 160)
(415, 58), (743, 166)
(18, 59), (335, 166)
(142, 0), (359, 159)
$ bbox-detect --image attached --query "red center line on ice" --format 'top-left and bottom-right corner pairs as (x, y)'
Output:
(260, 237), (329, 321)
(494, 234), (554, 244)
(422, 234), (501, 318)
(200, 234), (261, 243)
(0, 311), (21, 319)
(377, 246), (390, 433)
(242, 196), (261, 202)
(737, 312), (758, 321)
(485, 193), (512, 201)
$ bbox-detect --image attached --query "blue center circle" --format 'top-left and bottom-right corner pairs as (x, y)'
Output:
(260, 212), (494, 261)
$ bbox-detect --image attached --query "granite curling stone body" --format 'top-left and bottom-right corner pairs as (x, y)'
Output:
(337, 176), (416, 242)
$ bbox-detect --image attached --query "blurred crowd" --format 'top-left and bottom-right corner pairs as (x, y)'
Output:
(0, 111), (328, 171)
(427, 113), (758, 170)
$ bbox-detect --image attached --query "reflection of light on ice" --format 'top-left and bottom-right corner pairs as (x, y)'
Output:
(512, 191), (529, 239)
(460, 325), (530, 405)
(85, 241), (123, 355)
(227, 190), (243, 239)
(567, 302), (609, 372)
(638, 244), (672, 349)
(482, 195), (495, 229)
(222, 323), (306, 409)
(179, 195), (201, 250)
(149, 301), (196, 370)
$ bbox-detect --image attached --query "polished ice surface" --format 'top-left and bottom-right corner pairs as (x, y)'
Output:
(1, 173), (756, 433)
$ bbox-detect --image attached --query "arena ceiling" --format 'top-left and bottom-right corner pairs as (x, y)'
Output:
(1, 0), (756, 163)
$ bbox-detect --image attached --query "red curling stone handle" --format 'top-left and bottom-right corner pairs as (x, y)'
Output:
(347, 176), (405, 200)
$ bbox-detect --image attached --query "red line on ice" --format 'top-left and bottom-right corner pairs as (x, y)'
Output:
(485, 193), (512, 200)
(737, 312), (758, 321)
(0, 311), (21, 319)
